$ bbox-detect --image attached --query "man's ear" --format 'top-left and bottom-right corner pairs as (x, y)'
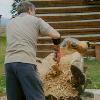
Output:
(28, 8), (35, 15)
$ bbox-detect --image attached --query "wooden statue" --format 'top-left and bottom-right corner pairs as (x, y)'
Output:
(36, 37), (93, 100)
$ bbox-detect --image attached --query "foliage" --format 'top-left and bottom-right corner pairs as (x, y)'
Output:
(0, 36), (6, 96)
(11, 0), (25, 17)
(0, 75), (5, 96)
(0, 36), (6, 73)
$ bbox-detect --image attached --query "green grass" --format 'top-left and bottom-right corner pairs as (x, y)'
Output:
(0, 75), (5, 96)
(0, 36), (6, 95)
(0, 36), (6, 74)
(85, 59), (100, 89)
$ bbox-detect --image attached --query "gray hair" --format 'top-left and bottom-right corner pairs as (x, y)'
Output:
(17, 1), (35, 14)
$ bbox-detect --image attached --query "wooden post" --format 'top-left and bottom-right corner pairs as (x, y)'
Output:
(95, 43), (100, 61)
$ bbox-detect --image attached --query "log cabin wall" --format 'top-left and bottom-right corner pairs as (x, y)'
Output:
(30, 0), (100, 60)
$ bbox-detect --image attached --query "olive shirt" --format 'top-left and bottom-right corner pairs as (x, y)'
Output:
(5, 13), (59, 65)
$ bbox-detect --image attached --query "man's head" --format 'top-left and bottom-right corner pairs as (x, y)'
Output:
(17, 1), (35, 15)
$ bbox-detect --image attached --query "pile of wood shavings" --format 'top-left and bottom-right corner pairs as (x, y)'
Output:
(42, 63), (78, 98)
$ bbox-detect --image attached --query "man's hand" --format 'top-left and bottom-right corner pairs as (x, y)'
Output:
(52, 37), (61, 63)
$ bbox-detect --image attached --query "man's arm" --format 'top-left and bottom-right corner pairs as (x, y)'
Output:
(39, 18), (60, 39)
(39, 18), (61, 62)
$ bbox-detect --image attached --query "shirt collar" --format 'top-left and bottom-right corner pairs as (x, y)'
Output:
(18, 13), (29, 17)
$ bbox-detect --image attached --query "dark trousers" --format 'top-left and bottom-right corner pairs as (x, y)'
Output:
(5, 62), (45, 100)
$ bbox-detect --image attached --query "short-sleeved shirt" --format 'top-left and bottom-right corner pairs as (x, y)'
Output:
(5, 13), (59, 65)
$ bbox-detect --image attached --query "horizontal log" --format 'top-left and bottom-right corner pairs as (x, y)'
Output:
(37, 44), (53, 50)
(55, 28), (100, 36)
(36, 51), (52, 58)
(36, 6), (100, 14)
(48, 19), (100, 29)
(37, 12), (100, 22)
(31, 1), (100, 7)
(96, 42), (100, 45)
(37, 35), (100, 43)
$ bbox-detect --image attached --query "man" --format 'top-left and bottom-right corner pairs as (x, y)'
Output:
(5, 1), (61, 100)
